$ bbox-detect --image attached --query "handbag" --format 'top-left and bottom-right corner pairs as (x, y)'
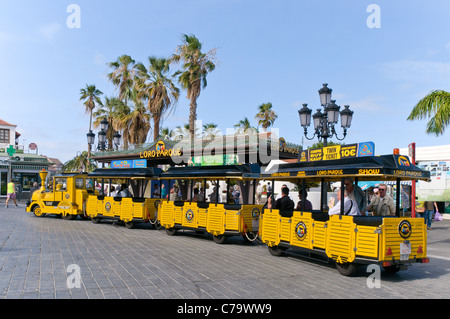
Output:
(435, 211), (443, 221)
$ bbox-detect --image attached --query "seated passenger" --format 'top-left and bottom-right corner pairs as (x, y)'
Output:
(268, 187), (295, 217)
(119, 184), (132, 197)
(328, 188), (360, 216)
(296, 190), (313, 211)
(192, 188), (200, 202)
(170, 185), (182, 201)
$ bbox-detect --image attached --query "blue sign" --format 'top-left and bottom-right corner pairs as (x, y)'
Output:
(111, 159), (147, 168)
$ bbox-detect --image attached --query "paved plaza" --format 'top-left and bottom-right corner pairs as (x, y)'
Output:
(1, 203), (450, 301)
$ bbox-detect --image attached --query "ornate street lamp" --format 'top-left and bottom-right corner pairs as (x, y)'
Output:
(87, 118), (121, 152)
(298, 83), (354, 146)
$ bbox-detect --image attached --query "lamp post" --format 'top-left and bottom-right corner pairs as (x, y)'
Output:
(86, 118), (121, 167)
(298, 83), (353, 147)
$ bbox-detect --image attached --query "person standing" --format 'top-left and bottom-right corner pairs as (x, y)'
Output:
(367, 184), (395, 216)
(424, 201), (438, 230)
(5, 179), (18, 208)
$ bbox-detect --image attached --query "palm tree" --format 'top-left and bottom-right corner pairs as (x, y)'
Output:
(203, 122), (221, 139)
(255, 102), (278, 131)
(63, 151), (97, 173)
(407, 90), (450, 136)
(127, 91), (151, 145)
(234, 117), (257, 134)
(107, 55), (136, 106)
(172, 34), (217, 138)
(160, 127), (175, 140)
(114, 101), (132, 150)
(135, 56), (180, 142)
(80, 84), (103, 159)
(93, 96), (122, 150)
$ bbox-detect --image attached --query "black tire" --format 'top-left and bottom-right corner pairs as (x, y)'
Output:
(268, 245), (284, 256)
(212, 234), (227, 244)
(125, 222), (135, 229)
(336, 262), (358, 276)
(91, 217), (101, 224)
(166, 228), (177, 236)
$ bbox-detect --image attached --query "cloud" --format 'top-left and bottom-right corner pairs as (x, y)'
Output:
(346, 96), (386, 113)
(379, 59), (450, 88)
(38, 23), (61, 40)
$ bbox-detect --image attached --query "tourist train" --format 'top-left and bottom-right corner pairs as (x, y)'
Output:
(26, 147), (430, 276)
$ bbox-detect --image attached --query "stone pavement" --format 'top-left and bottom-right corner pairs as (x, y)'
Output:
(1, 203), (450, 300)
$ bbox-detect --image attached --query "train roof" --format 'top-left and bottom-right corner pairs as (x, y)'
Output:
(262, 154), (430, 181)
(88, 167), (162, 178)
(161, 163), (261, 179)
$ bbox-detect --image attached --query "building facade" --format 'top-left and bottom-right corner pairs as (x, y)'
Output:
(0, 118), (51, 199)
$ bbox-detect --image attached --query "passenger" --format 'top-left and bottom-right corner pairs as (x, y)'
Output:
(344, 178), (366, 213)
(268, 187), (295, 217)
(275, 184), (292, 200)
(112, 185), (121, 197)
(119, 184), (132, 197)
(208, 186), (220, 203)
(328, 188), (360, 216)
(366, 184), (395, 216)
(170, 185), (182, 201)
(296, 190), (313, 211)
(232, 185), (240, 204)
(192, 188), (200, 202)
(110, 186), (116, 197)
(161, 184), (167, 199)
(153, 184), (160, 198)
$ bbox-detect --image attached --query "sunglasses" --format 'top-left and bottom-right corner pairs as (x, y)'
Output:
(378, 188), (386, 191)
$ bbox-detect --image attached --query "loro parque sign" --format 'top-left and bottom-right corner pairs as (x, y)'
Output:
(139, 141), (182, 159)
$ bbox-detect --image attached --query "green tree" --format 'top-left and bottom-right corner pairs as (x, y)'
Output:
(127, 91), (151, 145)
(80, 84), (103, 158)
(407, 90), (450, 135)
(135, 57), (180, 142)
(107, 55), (136, 107)
(255, 102), (277, 131)
(234, 117), (257, 134)
(172, 34), (217, 138)
(203, 123), (221, 139)
(93, 96), (121, 150)
(63, 151), (97, 173)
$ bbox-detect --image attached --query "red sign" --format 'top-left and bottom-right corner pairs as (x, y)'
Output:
(29, 143), (37, 150)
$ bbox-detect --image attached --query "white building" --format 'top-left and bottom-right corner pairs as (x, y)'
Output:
(399, 144), (450, 214)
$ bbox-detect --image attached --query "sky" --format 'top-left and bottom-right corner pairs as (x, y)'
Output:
(1, 0), (450, 164)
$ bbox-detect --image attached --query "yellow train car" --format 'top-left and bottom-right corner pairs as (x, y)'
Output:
(26, 169), (92, 219)
(86, 167), (162, 229)
(260, 153), (430, 275)
(158, 164), (263, 244)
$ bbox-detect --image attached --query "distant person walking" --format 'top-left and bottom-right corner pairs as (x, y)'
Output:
(6, 180), (18, 208)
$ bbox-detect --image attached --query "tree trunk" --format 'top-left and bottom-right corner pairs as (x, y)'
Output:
(189, 98), (197, 138)
(153, 113), (161, 142)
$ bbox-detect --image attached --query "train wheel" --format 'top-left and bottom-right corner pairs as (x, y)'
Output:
(33, 205), (45, 217)
(268, 245), (284, 256)
(336, 262), (358, 276)
(212, 234), (227, 244)
(166, 228), (177, 236)
(91, 217), (101, 224)
(151, 220), (162, 230)
(125, 222), (135, 229)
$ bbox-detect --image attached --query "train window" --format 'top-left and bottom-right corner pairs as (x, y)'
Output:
(75, 178), (84, 189)
(55, 178), (67, 191)
(85, 178), (93, 189)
